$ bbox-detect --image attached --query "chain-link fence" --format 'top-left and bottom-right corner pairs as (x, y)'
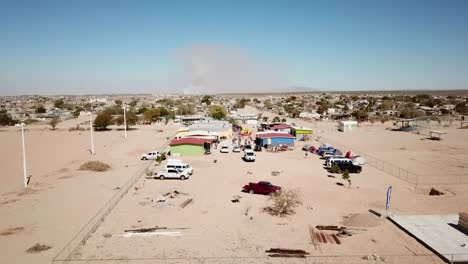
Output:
(320, 137), (468, 185)
(53, 144), (171, 262)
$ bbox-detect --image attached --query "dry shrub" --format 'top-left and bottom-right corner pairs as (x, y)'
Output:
(264, 189), (302, 217)
(26, 243), (52, 253)
(79, 161), (110, 172)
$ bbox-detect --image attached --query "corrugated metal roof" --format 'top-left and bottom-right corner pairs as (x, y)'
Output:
(170, 138), (213, 146)
(256, 133), (295, 139)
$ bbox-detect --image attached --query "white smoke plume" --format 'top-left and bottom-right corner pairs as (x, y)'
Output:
(170, 44), (287, 94)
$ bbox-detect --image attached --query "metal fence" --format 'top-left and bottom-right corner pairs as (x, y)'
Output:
(53, 143), (171, 263)
(320, 137), (468, 186)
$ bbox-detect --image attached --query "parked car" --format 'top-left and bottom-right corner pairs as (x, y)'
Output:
(166, 159), (193, 175)
(155, 168), (190, 180)
(242, 181), (282, 195)
(220, 145), (229, 153)
(141, 151), (160, 160)
(333, 162), (362, 174)
(321, 150), (339, 159)
(325, 157), (352, 169)
(302, 144), (312, 151)
(316, 147), (334, 156)
(243, 149), (256, 162)
(232, 145), (241, 153)
(243, 144), (253, 150)
(254, 145), (262, 152)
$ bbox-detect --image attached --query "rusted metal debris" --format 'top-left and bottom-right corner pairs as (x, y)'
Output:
(265, 248), (310, 258)
(268, 254), (306, 258)
(265, 248), (310, 255)
(124, 226), (188, 233)
(309, 226), (342, 246)
(180, 198), (193, 208)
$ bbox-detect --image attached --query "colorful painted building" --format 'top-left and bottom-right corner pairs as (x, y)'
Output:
(170, 138), (212, 156)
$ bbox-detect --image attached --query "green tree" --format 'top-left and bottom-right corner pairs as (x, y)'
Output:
(129, 100), (138, 107)
(0, 110), (17, 126)
(208, 105), (227, 120)
(73, 107), (82, 118)
(352, 109), (369, 121)
(115, 99), (123, 106)
(272, 116), (281, 123)
(143, 108), (161, 123)
(455, 102), (467, 114)
(54, 99), (65, 108)
(201, 95), (212, 105)
(263, 99), (273, 109)
(93, 111), (113, 130)
(115, 110), (138, 129)
(36, 105), (46, 113)
(50, 116), (60, 130)
(262, 116), (269, 122)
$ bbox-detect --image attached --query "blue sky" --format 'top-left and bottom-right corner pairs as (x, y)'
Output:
(1, 0), (468, 95)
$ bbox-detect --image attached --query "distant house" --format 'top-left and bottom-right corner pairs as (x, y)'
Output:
(338, 120), (358, 132)
(270, 124), (292, 134)
(382, 110), (400, 117)
(255, 133), (295, 147)
(169, 138), (212, 156)
(180, 115), (205, 125)
(299, 111), (320, 120)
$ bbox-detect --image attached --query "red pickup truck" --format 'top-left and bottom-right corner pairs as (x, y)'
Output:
(243, 181), (282, 195)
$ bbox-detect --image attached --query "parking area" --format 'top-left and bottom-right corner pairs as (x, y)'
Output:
(71, 142), (443, 262)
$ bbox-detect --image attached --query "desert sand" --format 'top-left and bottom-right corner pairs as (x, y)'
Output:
(1, 112), (468, 264)
(0, 117), (177, 264)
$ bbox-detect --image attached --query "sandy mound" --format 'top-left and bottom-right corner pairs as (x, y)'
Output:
(341, 213), (381, 228)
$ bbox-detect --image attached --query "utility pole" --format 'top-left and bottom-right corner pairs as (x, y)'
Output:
(89, 112), (95, 155)
(123, 106), (127, 139)
(15, 123), (28, 187)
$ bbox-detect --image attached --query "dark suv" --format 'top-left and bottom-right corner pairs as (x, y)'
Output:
(336, 162), (362, 174)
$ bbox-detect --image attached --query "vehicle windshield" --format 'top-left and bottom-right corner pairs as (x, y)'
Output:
(246, 152), (254, 156)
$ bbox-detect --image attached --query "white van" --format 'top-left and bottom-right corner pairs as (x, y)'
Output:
(243, 149), (256, 162)
(166, 159), (193, 175)
(325, 157), (352, 169)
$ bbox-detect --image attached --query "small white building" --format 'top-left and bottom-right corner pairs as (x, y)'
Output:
(338, 120), (358, 132)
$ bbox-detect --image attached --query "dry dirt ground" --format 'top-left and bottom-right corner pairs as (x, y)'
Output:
(1, 113), (468, 264)
(74, 137), (468, 263)
(0, 117), (177, 264)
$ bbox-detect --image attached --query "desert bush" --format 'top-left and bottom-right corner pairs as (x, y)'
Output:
(330, 164), (341, 174)
(156, 152), (166, 164)
(26, 243), (51, 253)
(79, 161), (110, 172)
(50, 116), (60, 130)
(342, 169), (351, 188)
(264, 189), (302, 217)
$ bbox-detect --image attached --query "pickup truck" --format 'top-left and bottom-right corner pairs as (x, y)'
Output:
(155, 168), (190, 180)
(141, 151), (160, 160)
(242, 181), (282, 195)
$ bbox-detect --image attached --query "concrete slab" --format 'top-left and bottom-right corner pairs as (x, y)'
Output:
(389, 214), (468, 263)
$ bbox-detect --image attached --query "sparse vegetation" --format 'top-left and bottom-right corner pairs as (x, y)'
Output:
(342, 169), (351, 188)
(156, 152), (166, 164)
(26, 243), (52, 253)
(330, 164), (341, 174)
(93, 111), (113, 130)
(208, 105), (227, 120)
(264, 189), (302, 217)
(49, 116), (60, 130)
(79, 161), (110, 172)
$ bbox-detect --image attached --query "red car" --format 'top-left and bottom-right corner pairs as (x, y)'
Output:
(243, 181), (282, 195)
